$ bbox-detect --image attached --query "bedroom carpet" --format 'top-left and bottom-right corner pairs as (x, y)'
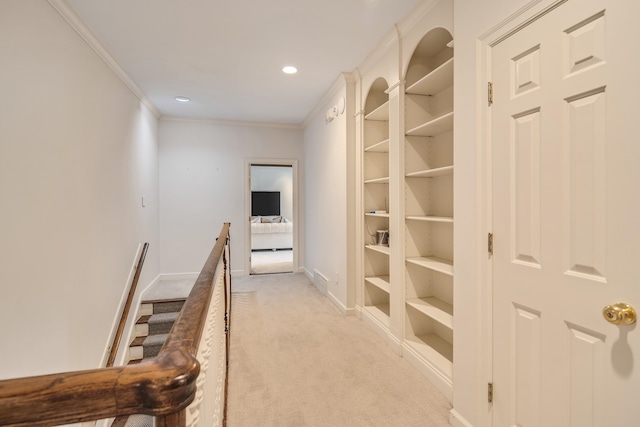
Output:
(226, 273), (451, 426)
(250, 249), (293, 274)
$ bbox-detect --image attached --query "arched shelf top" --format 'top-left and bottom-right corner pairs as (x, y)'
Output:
(405, 28), (453, 90)
(364, 77), (390, 121)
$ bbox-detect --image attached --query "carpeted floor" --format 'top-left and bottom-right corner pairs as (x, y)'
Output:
(142, 278), (194, 300)
(251, 249), (293, 275)
(226, 273), (451, 427)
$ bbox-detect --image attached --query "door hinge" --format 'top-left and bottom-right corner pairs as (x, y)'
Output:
(488, 232), (494, 255)
(488, 82), (494, 106)
(488, 382), (494, 403)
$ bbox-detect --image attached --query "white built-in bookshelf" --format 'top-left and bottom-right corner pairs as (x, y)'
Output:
(403, 28), (454, 388)
(358, 24), (454, 399)
(363, 78), (391, 330)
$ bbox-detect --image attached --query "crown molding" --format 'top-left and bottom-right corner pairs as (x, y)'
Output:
(47, 0), (162, 119)
(160, 116), (303, 130)
(396, 0), (442, 37)
(356, 26), (399, 78)
(355, 0), (443, 78)
(302, 72), (355, 129)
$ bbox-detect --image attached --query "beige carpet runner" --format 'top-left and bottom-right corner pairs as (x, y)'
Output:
(226, 273), (451, 426)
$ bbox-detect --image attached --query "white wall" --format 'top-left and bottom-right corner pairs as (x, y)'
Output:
(302, 74), (354, 311)
(159, 119), (304, 276)
(250, 165), (293, 221)
(0, 0), (160, 379)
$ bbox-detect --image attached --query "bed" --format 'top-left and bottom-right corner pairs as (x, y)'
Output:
(251, 216), (293, 250)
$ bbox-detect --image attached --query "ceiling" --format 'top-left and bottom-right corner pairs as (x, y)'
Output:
(65, 0), (422, 125)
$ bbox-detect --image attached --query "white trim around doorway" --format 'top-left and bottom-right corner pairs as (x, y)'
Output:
(244, 158), (300, 276)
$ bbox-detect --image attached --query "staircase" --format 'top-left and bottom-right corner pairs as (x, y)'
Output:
(111, 297), (187, 427)
(128, 298), (185, 364)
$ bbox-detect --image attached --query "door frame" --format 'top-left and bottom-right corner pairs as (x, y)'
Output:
(476, 1), (568, 426)
(244, 158), (299, 276)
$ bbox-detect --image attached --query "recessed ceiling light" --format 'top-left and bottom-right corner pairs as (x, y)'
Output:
(175, 96), (190, 102)
(282, 66), (298, 74)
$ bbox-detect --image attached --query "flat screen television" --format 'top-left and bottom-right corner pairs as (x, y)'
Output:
(251, 191), (280, 216)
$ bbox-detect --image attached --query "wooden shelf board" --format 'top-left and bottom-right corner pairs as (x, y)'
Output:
(405, 215), (453, 223)
(365, 276), (390, 294)
(406, 112), (454, 137)
(406, 256), (453, 276)
(365, 139), (390, 153)
(406, 165), (454, 178)
(364, 176), (389, 184)
(406, 58), (454, 96)
(366, 244), (390, 256)
(365, 101), (390, 121)
(406, 297), (453, 329)
(405, 334), (453, 377)
(365, 212), (390, 218)
(364, 304), (390, 326)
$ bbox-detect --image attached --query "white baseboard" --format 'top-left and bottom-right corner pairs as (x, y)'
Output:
(100, 244), (148, 367)
(402, 342), (453, 402)
(141, 274), (161, 293)
(333, 294), (357, 316)
(302, 269), (356, 317)
(354, 304), (363, 319)
(231, 268), (245, 276)
(449, 409), (474, 427)
(361, 309), (391, 341)
(387, 333), (403, 356)
(327, 291), (347, 314)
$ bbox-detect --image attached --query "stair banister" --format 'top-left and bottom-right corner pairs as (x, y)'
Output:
(0, 223), (231, 427)
(107, 242), (149, 368)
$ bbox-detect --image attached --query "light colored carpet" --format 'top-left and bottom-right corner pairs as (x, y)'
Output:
(226, 273), (451, 427)
(251, 249), (293, 275)
(142, 278), (194, 300)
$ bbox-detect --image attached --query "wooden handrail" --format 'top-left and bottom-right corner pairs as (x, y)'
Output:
(107, 242), (149, 368)
(0, 223), (231, 427)
(163, 226), (229, 355)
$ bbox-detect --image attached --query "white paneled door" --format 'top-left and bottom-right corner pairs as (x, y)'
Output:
(491, 0), (639, 426)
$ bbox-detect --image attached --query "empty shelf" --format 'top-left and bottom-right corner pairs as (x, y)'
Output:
(406, 256), (453, 276)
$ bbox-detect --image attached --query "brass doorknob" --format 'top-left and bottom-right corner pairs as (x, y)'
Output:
(602, 303), (637, 325)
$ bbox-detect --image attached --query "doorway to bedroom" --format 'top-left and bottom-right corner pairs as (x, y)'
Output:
(249, 163), (295, 275)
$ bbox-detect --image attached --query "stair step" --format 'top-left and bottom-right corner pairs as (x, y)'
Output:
(131, 336), (145, 347)
(125, 414), (153, 427)
(111, 415), (128, 427)
(129, 300), (183, 364)
(142, 298), (186, 314)
(136, 315), (151, 325)
(148, 312), (179, 334)
(128, 356), (156, 365)
(111, 414), (153, 427)
(143, 333), (169, 346)
(142, 333), (168, 358)
(129, 333), (169, 359)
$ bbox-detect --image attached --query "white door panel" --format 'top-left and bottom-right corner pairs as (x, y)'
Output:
(492, 1), (640, 426)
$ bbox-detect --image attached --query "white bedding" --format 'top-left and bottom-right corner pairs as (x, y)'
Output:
(251, 222), (293, 234)
(251, 220), (293, 250)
